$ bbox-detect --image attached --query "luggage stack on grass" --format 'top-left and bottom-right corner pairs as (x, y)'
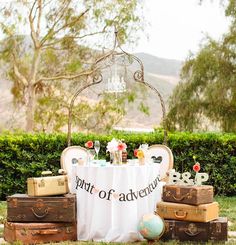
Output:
(4, 171), (77, 244)
(156, 185), (228, 242)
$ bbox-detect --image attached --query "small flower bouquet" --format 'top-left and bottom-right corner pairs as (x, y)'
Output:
(106, 138), (127, 164)
(85, 140), (96, 163)
(134, 144), (148, 165)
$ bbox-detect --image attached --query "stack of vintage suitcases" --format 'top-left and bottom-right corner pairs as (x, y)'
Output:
(157, 185), (228, 242)
(4, 171), (77, 244)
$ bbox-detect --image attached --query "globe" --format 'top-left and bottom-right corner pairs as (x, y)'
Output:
(138, 213), (165, 240)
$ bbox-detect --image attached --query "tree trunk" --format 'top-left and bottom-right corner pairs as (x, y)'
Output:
(25, 84), (35, 132)
(26, 48), (41, 132)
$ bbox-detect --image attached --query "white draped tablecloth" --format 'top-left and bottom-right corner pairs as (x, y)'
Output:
(72, 163), (164, 242)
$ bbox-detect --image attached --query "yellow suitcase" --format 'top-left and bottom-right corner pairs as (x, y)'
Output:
(157, 201), (219, 222)
(27, 171), (69, 197)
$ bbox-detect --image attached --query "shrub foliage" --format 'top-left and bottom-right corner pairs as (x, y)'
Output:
(0, 131), (235, 200)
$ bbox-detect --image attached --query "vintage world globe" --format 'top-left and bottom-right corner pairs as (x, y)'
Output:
(138, 213), (165, 240)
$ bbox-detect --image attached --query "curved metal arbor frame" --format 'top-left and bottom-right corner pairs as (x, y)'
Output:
(67, 31), (167, 146)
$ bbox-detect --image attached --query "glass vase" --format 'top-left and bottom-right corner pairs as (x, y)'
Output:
(113, 150), (122, 164)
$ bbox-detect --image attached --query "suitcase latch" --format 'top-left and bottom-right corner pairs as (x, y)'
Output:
(216, 223), (221, 233)
(38, 179), (45, 188)
(12, 198), (18, 208)
(58, 179), (65, 186)
(20, 228), (27, 236)
(66, 227), (73, 234)
(63, 199), (68, 208)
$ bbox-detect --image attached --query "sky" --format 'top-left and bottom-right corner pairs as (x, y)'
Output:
(132, 0), (231, 61)
(0, 0), (230, 62)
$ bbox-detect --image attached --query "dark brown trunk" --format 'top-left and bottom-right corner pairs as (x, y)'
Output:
(7, 194), (76, 223)
(161, 217), (228, 242)
(162, 185), (214, 205)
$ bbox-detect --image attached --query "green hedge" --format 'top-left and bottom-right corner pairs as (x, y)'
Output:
(0, 131), (235, 200)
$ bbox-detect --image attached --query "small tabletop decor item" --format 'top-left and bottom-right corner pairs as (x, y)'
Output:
(138, 213), (165, 240)
(168, 156), (209, 186)
(106, 138), (127, 164)
(85, 140), (96, 163)
(134, 144), (148, 165)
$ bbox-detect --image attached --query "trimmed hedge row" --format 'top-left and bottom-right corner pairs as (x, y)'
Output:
(0, 131), (235, 200)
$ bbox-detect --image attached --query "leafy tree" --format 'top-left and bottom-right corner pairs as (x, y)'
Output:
(166, 0), (236, 132)
(0, 0), (143, 132)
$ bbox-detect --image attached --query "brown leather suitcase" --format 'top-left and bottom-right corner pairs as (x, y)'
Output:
(162, 185), (214, 205)
(157, 201), (219, 222)
(7, 194), (76, 222)
(4, 221), (77, 244)
(161, 217), (228, 242)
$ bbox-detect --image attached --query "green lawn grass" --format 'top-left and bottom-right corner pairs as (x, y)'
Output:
(215, 196), (236, 231)
(0, 196), (236, 244)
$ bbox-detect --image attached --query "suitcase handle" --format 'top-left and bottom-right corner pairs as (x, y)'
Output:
(174, 211), (187, 219)
(33, 229), (60, 235)
(184, 230), (201, 236)
(172, 193), (191, 201)
(31, 207), (49, 219)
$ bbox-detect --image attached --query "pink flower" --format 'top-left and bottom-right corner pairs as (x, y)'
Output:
(134, 149), (138, 157)
(85, 140), (93, 148)
(118, 143), (127, 151)
(193, 162), (201, 172)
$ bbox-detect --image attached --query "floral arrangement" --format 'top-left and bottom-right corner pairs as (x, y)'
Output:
(134, 149), (144, 159)
(134, 144), (148, 165)
(106, 138), (127, 153)
(106, 138), (127, 164)
(85, 141), (96, 163)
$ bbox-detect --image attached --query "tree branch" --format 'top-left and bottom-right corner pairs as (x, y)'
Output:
(40, 0), (71, 46)
(29, 0), (39, 48)
(11, 37), (28, 86)
(41, 8), (89, 47)
(52, 9), (90, 38)
(72, 27), (108, 39)
(41, 27), (107, 49)
(41, 39), (63, 49)
(36, 0), (42, 37)
(37, 69), (97, 83)
(12, 54), (28, 86)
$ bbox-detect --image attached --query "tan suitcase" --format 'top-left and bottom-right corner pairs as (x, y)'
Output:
(157, 201), (219, 222)
(27, 175), (69, 197)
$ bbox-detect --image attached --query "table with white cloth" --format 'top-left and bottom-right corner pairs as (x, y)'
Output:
(72, 163), (164, 242)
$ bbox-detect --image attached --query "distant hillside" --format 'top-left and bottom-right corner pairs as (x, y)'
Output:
(136, 52), (182, 77)
(0, 53), (182, 131)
